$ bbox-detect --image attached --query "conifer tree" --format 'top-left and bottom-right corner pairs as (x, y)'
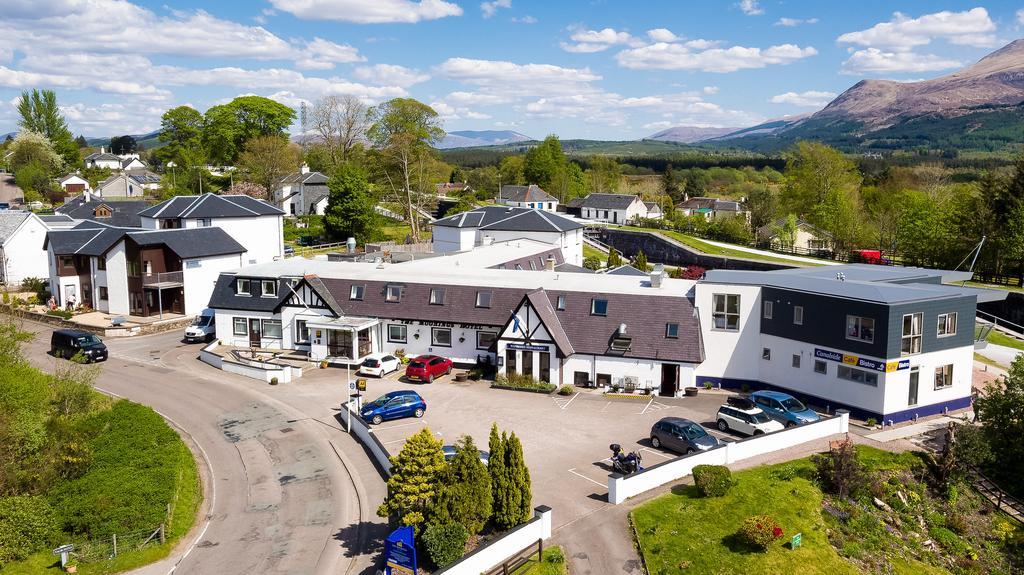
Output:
(504, 432), (532, 526)
(433, 435), (492, 535)
(377, 427), (446, 529)
(632, 250), (650, 272)
(488, 424), (513, 529)
(606, 248), (622, 268)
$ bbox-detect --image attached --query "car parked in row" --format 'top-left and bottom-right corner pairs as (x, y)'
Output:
(404, 354), (452, 383)
(50, 329), (108, 363)
(650, 417), (719, 455)
(716, 397), (784, 436)
(360, 390), (426, 425)
(359, 353), (401, 378)
(442, 445), (490, 465)
(750, 390), (820, 427)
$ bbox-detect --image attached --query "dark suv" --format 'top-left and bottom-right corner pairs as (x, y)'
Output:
(50, 329), (108, 362)
(404, 355), (452, 383)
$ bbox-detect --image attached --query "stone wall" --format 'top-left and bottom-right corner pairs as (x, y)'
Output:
(597, 228), (793, 271)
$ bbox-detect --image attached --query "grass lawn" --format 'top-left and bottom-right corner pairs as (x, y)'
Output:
(381, 222), (431, 243)
(583, 244), (606, 261)
(511, 546), (567, 575)
(630, 448), (938, 575)
(974, 352), (1008, 369)
(965, 280), (1024, 293)
(985, 329), (1024, 352)
(614, 226), (822, 267)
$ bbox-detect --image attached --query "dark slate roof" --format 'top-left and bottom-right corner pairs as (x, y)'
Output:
(432, 206), (582, 233)
(281, 170), (329, 185)
(85, 152), (119, 162)
(580, 193), (640, 210)
(55, 196), (151, 228)
(491, 248), (564, 271)
(126, 170), (161, 184)
(525, 289), (574, 355)
(0, 212), (31, 244)
(45, 225), (245, 259)
(554, 262), (594, 274)
(607, 265), (648, 277)
(565, 198), (585, 209)
(139, 193), (284, 219)
(39, 214), (75, 224)
(679, 197), (717, 210)
(499, 185), (556, 203)
(207, 275), (291, 312)
(45, 226), (127, 256)
(644, 202), (662, 212)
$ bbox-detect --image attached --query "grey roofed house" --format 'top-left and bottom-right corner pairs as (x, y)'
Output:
(84, 151), (120, 162)
(45, 221), (246, 259)
(579, 193), (641, 210)
(553, 262), (594, 274)
(606, 264), (648, 277)
(280, 170), (329, 186)
(499, 184), (557, 203)
(0, 211), (32, 244)
(55, 195), (151, 228)
(138, 193), (284, 219)
(432, 205), (582, 233)
(644, 202), (663, 214)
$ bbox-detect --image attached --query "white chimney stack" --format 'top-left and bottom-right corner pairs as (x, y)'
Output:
(650, 263), (665, 288)
(300, 163), (310, 174)
(100, 146), (105, 154)
(545, 254), (556, 271)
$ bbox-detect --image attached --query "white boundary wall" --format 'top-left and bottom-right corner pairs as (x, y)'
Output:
(344, 403), (393, 475)
(608, 411), (849, 504)
(436, 506), (553, 575)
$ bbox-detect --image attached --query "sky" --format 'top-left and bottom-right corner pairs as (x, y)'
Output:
(0, 1), (1021, 140)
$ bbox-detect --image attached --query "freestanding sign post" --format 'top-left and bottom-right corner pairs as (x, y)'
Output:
(384, 526), (417, 575)
(53, 544), (74, 570)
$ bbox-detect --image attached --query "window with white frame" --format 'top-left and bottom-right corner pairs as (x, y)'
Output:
(476, 291), (492, 308)
(261, 280), (277, 297)
(236, 279), (251, 295)
(387, 324), (407, 343)
(934, 364), (953, 390)
(432, 327), (452, 347)
(262, 319), (282, 339)
(385, 285), (402, 302)
(477, 331), (497, 349)
(197, 218), (212, 227)
(846, 315), (875, 343)
(763, 300), (773, 319)
(838, 365), (878, 386)
(429, 288), (446, 305)
(712, 294), (740, 331)
(233, 317), (247, 336)
(294, 319), (309, 344)
(794, 305), (804, 325)
(350, 285), (364, 300)
(902, 312), (923, 355)
(937, 312), (957, 337)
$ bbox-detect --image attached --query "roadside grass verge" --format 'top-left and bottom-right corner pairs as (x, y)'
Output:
(974, 352), (1007, 370)
(985, 329), (1024, 352)
(510, 546), (567, 575)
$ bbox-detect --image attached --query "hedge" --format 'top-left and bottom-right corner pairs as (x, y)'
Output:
(693, 464), (733, 497)
(0, 496), (61, 566)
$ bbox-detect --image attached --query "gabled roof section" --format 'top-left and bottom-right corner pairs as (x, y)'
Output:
(55, 195), (150, 228)
(607, 264), (648, 277)
(525, 289), (575, 356)
(0, 211), (32, 244)
(500, 185), (557, 203)
(280, 170), (329, 186)
(431, 205), (582, 232)
(138, 193), (284, 219)
(127, 228), (246, 259)
(580, 193), (640, 210)
(85, 152), (119, 161)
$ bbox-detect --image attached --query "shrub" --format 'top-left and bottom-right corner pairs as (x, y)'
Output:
(865, 418), (877, 427)
(738, 515), (784, 550)
(46, 309), (73, 320)
(693, 465), (733, 497)
(493, 373), (556, 393)
(546, 547), (566, 564)
(929, 526), (977, 559)
(0, 495), (61, 565)
(422, 522), (468, 568)
(557, 385), (575, 396)
(812, 441), (867, 498)
(20, 277), (47, 296)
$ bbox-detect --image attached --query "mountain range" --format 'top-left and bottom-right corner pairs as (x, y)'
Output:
(436, 130), (532, 149)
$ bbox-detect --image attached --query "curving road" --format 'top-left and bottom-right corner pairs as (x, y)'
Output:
(19, 319), (388, 575)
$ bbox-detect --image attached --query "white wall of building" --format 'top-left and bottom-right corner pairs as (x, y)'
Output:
(182, 253), (245, 315)
(197, 216), (282, 265)
(105, 241), (130, 315)
(498, 199), (558, 212)
(693, 283), (763, 383)
(1, 215), (49, 284)
(379, 320), (499, 365)
(432, 227), (477, 254)
(878, 345), (973, 418)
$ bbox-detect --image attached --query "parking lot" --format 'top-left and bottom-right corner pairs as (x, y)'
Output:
(356, 370), (738, 528)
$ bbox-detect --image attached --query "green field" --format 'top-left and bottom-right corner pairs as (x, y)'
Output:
(614, 226), (821, 267)
(582, 244), (606, 262)
(511, 546), (568, 575)
(986, 329), (1024, 352)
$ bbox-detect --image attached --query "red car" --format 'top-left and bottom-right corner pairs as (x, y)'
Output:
(405, 355), (453, 383)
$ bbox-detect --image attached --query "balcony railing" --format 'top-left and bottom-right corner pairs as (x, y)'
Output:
(142, 271), (184, 287)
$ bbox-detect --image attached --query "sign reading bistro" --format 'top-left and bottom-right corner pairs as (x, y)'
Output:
(814, 348), (909, 373)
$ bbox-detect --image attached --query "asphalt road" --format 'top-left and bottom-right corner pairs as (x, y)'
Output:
(0, 173), (23, 205)
(18, 320), (388, 575)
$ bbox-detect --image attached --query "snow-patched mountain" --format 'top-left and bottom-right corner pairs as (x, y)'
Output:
(645, 126), (739, 143)
(436, 130), (533, 149)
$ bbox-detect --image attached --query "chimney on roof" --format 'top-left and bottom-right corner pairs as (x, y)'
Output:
(300, 163), (310, 174)
(650, 263), (664, 288)
(100, 146), (105, 154)
(545, 254), (556, 271)
(482, 235), (494, 246)
(83, 190), (92, 203)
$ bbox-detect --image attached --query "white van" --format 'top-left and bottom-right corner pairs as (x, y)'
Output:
(184, 310), (216, 343)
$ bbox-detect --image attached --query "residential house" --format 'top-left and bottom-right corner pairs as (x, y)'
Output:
(45, 222), (247, 316)
(58, 173), (90, 194)
(562, 197), (585, 217)
(756, 217), (833, 254)
(579, 193), (651, 224)
(431, 205), (584, 266)
(55, 192), (150, 228)
(138, 193), (285, 265)
(435, 182), (472, 197)
(84, 149), (122, 170)
(276, 165), (329, 216)
(95, 171), (161, 198)
(644, 202), (664, 219)
(678, 197), (750, 222)
(497, 185), (558, 212)
(120, 157), (147, 171)
(0, 211), (50, 285)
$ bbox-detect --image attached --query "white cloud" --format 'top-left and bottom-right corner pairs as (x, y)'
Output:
(430, 100), (491, 121)
(642, 121), (674, 130)
(774, 17), (818, 27)
(269, 0), (462, 23)
(60, 101), (166, 134)
(616, 42), (817, 72)
(296, 38), (365, 70)
(738, 0), (763, 16)
(160, 66), (408, 101)
(840, 48), (962, 74)
(512, 15), (537, 24)
(703, 86), (719, 94)
(1018, 9), (1024, 25)
(436, 58), (602, 98)
(354, 64), (430, 87)
(560, 27), (638, 53)
(480, 0), (511, 18)
(838, 8), (998, 50)
(770, 90), (837, 107)
(646, 28), (679, 43)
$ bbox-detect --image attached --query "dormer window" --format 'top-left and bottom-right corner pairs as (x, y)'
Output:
(385, 285), (402, 302)
(476, 291), (492, 308)
(610, 324), (632, 352)
(350, 285), (364, 300)
(591, 298), (608, 316)
(665, 323), (679, 338)
(556, 295), (566, 310)
(94, 205), (112, 218)
(429, 288), (446, 305)
(261, 280), (277, 297)
(236, 279), (251, 295)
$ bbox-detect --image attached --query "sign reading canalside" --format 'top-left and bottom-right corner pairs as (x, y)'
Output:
(814, 348), (909, 373)
(385, 526), (417, 575)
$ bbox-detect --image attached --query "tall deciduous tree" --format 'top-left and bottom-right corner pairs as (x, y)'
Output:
(783, 142), (862, 252)
(16, 89), (78, 167)
(432, 435), (492, 535)
(159, 106), (205, 164)
(324, 164), (379, 241)
(586, 156), (622, 193)
(203, 96), (296, 165)
(367, 98), (444, 242)
(312, 95), (370, 169)
(236, 136), (300, 201)
(377, 427), (447, 529)
(975, 354), (1024, 495)
(522, 135), (585, 201)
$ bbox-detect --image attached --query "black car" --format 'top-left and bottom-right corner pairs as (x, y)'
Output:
(50, 329), (108, 362)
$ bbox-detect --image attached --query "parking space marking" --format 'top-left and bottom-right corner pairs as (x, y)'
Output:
(600, 401), (611, 413)
(568, 468), (607, 488)
(639, 396), (655, 415)
(554, 392), (580, 410)
(639, 447), (674, 459)
(639, 401), (673, 414)
(374, 420), (427, 431)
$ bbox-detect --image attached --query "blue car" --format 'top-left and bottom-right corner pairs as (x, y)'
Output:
(750, 391), (819, 427)
(360, 390), (426, 425)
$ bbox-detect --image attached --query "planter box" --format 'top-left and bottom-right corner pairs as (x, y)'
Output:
(684, 387), (699, 397)
(490, 384), (556, 395)
(603, 392), (652, 401)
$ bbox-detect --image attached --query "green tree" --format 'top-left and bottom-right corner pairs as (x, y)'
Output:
(432, 435), (491, 535)
(974, 354), (1024, 495)
(323, 164), (379, 241)
(500, 432), (532, 529)
(16, 89), (78, 167)
(606, 248), (622, 268)
(499, 155), (526, 187)
(632, 250), (650, 272)
(523, 135), (564, 190)
(377, 427), (447, 529)
(784, 142), (862, 251)
(745, 184), (777, 233)
(422, 522), (468, 568)
(487, 425), (509, 527)
(583, 256), (602, 270)
(586, 156), (622, 193)
(158, 106), (205, 163)
(236, 135), (301, 201)
(367, 98), (445, 242)
(662, 163), (683, 202)
(203, 96), (296, 165)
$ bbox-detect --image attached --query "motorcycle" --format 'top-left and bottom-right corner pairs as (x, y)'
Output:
(609, 444), (643, 475)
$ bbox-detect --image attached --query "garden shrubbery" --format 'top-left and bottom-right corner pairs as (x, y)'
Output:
(693, 465), (733, 497)
(738, 515), (783, 550)
(0, 496), (61, 565)
(493, 373), (556, 393)
(422, 522), (468, 568)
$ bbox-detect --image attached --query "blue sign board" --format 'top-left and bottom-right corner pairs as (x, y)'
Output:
(814, 348), (909, 373)
(385, 526), (418, 575)
(813, 348), (843, 362)
(507, 343), (548, 352)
